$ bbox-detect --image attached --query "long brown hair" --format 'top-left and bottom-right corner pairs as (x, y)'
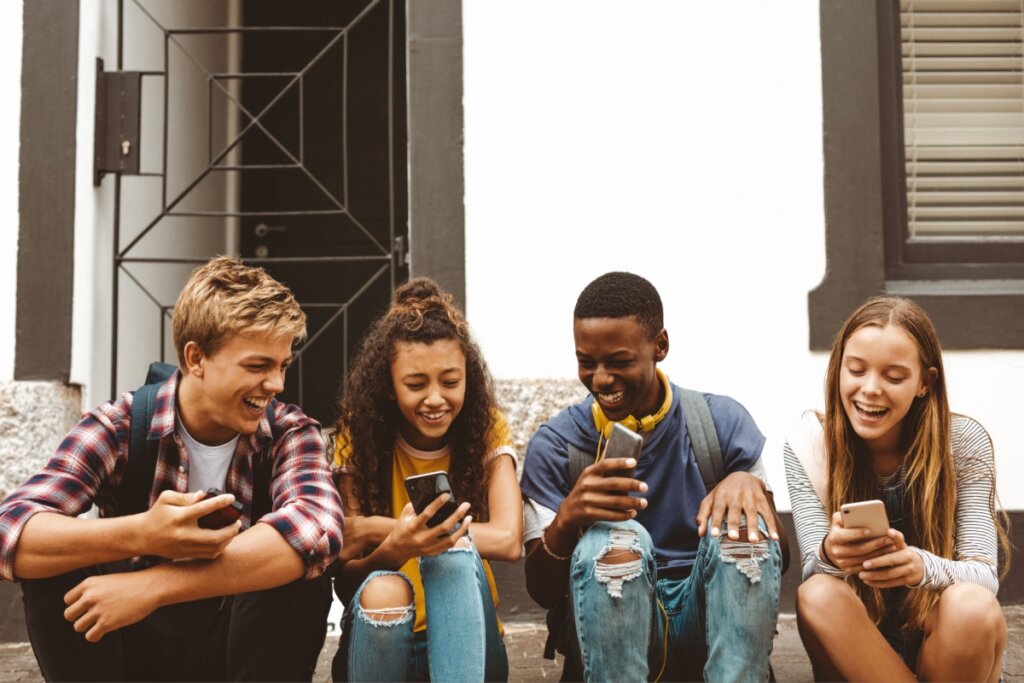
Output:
(823, 296), (1010, 629)
(335, 277), (499, 518)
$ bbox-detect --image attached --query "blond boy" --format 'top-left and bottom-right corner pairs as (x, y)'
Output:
(0, 257), (343, 681)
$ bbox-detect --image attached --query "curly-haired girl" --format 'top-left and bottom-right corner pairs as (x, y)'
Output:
(785, 296), (1010, 681)
(330, 277), (522, 682)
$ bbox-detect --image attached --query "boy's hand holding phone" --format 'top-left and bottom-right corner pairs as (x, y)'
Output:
(556, 457), (649, 533)
(138, 489), (241, 560)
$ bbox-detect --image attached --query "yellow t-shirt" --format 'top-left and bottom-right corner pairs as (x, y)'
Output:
(333, 413), (515, 633)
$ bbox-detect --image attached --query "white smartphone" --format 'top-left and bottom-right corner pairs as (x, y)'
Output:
(840, 500), (890, 538)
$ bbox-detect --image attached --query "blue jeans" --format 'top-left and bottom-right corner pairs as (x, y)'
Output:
(568, 520), (781, 682)
(334, 542), (509, 682)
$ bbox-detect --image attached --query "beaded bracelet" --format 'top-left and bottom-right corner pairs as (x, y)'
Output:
(540, 527), (572, 561)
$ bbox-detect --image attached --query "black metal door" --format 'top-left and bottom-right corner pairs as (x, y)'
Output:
(103, 0), (408, 424)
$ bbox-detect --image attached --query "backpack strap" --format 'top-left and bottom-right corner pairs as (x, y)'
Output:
(679, 388), (724, 493)
(113, 362), (178, 517)
(565, 443), (592, 490)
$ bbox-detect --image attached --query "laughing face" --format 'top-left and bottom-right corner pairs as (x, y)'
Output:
(390, 338), (467, 451)
(839, 323), (936, 455)
(179, 331), (293, 445)
(573, 316), (668, 422)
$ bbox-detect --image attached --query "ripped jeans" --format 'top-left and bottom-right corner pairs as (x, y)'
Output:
(568, 519), (781, 682)
(334, 541), (508, 682)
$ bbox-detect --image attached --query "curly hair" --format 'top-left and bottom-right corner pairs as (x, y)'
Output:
(336, 277), (499, 518)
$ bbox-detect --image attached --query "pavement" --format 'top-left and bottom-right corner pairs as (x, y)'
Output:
(2, 607), (1023, 681)
(2, 594), (1022, 681)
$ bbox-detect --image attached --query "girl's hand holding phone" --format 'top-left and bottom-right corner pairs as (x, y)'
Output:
(823, 511), (897, 574)
(384, 495), (472, 563)
(858, 529), (925, 588)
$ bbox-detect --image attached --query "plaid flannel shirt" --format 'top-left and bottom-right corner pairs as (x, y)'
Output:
(0, 372), (344, 581)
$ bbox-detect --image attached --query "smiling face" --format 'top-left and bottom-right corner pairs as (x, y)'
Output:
(573, 316), (668, 422)
(179, 331), (293, 445)
(390, 338), (467, 451)
(839, 323), (936, 455)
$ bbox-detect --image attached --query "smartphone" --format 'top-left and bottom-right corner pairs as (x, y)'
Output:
(840, 499), (890, 538)
(197, 488), (244, 530)
(602, 423), (643, 494)
(404, 471), (460, 528)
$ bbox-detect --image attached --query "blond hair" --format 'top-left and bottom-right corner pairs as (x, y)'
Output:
(824, 296), (1010, 629)
(172, 256), (306, 365)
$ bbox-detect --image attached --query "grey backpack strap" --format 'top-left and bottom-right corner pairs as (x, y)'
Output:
(680, 388), (724, 493)
(566, 444), (592, 490)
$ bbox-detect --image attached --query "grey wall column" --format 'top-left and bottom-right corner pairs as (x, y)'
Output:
(406, 0), (465, 308)
(15, 0), (80, 380)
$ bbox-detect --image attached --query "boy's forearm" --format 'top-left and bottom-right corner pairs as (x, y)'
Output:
(147, 523), (305, 608)
(524, 538), (571, 608)
(12, 512), (142, 579)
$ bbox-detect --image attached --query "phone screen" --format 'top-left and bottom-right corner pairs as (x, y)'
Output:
(404, 471), (459, 528)
(602, 424), (643, 494)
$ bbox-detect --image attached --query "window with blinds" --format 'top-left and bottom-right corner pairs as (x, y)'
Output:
(902, 0), (1024, 239)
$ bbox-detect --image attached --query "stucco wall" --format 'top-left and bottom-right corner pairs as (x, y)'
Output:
(462, 2), (1024, 510)
(0, 382), (81, 499)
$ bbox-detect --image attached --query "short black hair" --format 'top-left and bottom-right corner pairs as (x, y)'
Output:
(573, 272), (664, 338)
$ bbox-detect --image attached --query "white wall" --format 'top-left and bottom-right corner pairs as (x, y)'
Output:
(463, 1), (1024, 510)
(0, 2), (23, 382)
(73, 0), (237, 407)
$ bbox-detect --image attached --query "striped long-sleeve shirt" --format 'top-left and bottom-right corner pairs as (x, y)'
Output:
(784, 413), (1000, 593)
(0, 372), (344, 581)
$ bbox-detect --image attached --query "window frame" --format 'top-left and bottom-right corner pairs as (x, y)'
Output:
(809, 0), (1024, 350)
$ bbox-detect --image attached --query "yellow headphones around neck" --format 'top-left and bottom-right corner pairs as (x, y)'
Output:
(591, 369), (673, 439)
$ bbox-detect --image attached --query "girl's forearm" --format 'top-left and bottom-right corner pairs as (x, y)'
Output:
(468, 521), (522, 562)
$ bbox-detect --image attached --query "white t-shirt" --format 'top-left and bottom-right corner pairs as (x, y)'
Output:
(176, 416), (240, 493)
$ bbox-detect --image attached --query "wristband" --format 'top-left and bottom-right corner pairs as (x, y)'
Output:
(540, 527), (572, 561)
(820, 536), (836, 566)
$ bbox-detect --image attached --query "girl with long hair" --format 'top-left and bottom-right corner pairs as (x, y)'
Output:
(329, 277), (522, 682)
(785, 296), (1010, 681)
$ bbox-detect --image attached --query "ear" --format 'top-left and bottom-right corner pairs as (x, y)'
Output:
(918, 366), (938, 397)
(183, 341), (206, 378)
(653, 328), (669, 363)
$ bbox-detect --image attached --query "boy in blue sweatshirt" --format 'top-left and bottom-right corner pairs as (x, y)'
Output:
(520, 272), (782, 682)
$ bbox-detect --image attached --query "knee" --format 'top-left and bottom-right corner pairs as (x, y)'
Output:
(358, 573), (414, 625)
(709, 519), (775, 584)
(932, 583), (1005, 642)
(580, 522), (650, 599)
(576, 520), (652, 559)
(796, 574), (858, 624)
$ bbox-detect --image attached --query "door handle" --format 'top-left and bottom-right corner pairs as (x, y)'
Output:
(254, 223), (287, 237)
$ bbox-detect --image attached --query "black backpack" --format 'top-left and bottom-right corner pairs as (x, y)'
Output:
(111, 362), (276, 521)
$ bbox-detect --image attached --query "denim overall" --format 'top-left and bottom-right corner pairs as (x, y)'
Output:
(875, 469), (925, 669)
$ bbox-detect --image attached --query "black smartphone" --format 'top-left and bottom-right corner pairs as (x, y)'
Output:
(602, 423), (643, 495)
(404, 471), (459, 528)
(197, 487), (244, 530)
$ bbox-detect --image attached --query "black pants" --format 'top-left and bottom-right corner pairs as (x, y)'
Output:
(20, 564), (332, 682)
